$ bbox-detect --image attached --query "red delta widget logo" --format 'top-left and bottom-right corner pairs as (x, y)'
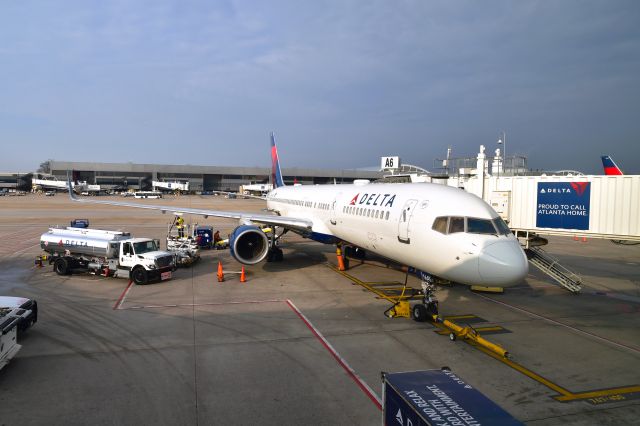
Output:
(536, 182), (591, 230)
(349, 193), (396, 207)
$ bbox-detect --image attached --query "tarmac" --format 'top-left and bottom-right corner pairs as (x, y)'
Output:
(0, 194), (639, 425)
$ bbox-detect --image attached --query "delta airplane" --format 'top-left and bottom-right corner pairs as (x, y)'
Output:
(68, 134), (528, 295)
(601, 156), (623, 175)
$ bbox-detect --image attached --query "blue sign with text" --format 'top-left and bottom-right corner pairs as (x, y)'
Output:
(536, 182), (591, 230)
(383, 370), (522, 425)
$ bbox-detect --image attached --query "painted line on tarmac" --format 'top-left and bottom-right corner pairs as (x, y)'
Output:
(121, 299), (285, 310)
(286, 299), (382, 411)
(473, 292), (640, 355)
(113, 280), (134, 310)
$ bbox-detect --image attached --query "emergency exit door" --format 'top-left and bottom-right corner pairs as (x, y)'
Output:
(397, 199), (418, 243)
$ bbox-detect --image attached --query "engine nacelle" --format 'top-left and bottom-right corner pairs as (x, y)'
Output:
(229, 225), (269, 265)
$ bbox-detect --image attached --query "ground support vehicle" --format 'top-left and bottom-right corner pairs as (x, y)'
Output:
(0, 297), (37, 371)
(166, 236), (200, 266)
(194, 226), (214, 249)
(40, 227), (174, 285)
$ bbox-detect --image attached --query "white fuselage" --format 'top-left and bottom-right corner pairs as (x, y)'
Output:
(267, 182), (528, 287)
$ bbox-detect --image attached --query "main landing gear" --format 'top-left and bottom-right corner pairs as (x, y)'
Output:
(266, 226), (285, 262)
(412, 276), (439, 322)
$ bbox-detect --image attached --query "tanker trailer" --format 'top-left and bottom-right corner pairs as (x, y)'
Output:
(40, 227), (174, 285)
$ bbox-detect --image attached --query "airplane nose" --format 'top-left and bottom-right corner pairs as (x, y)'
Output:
(478, 240), (528, 286)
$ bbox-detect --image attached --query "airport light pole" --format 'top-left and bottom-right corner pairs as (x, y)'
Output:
(497, 131), (506, 175)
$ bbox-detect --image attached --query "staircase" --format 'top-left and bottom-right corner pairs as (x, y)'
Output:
(525, 247), (582, 293)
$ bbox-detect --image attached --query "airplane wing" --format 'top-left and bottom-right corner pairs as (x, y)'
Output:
(67, 179), (312, 232)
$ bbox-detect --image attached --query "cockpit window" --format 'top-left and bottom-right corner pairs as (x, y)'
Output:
(432, 217), (448, 234)
(492, 217), (511, 236)
(467, 218), (496, 235)
(449, 217), (465, 233)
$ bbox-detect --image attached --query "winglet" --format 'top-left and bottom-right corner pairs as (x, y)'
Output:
(66, 172), (79, 201)
(270, 132), (285, 188)
(601, 156), (623, 175)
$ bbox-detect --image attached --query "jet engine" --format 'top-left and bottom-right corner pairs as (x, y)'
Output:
(229, 225), (269, 265)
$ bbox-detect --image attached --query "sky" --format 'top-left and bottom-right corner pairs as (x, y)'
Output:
(1, 1), (639, 174)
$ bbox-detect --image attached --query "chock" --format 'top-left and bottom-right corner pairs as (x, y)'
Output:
(384, 301), (410, 318)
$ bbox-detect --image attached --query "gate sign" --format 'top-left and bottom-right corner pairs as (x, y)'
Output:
(536, 182), (591, 230)
(381, 156), (400, 171)
(383, 370), (522, 425)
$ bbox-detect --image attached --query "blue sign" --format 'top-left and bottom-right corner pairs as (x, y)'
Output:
(536, 182), (591, 230)
(383, 369), (522, 425)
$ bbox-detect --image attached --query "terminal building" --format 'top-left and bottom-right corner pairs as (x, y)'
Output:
(0, 160), (384, 192)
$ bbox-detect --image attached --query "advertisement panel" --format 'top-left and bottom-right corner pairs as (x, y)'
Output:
(536, 182), (591, 230)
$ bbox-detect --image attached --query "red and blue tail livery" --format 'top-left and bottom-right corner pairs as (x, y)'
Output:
(270, 132), (285, 188)
(601, 156), (623, 175)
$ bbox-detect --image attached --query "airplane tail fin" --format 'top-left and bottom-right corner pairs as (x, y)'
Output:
(270, 132), (285, 188)
(601, 155), (623, 175)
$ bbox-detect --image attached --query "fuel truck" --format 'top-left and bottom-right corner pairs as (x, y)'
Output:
(40, 227), (175, 285)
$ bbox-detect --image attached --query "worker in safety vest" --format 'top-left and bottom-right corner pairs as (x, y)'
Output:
(176, 216), (185, 238)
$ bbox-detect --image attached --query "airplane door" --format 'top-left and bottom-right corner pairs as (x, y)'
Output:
(397, 199), (418, 243)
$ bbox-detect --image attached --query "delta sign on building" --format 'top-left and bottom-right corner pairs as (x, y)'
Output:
(536, 182), (591, 230)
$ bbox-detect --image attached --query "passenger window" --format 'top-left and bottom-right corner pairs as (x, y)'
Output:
(385, 211), (390, 220)
(449, 217), (465, 233)
(467, 218), (496, 234)
(432, 217), (448, 234)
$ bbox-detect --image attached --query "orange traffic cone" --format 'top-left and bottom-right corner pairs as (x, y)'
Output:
(217, 261), (225, 282)
(240, 266), (246, 283)
(573, 235), (579, 241)
(336, 246), (346, 271)
(582, 236), (587, 243)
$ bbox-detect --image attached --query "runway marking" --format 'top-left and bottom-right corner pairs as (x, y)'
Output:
(286, 299), (382, 410)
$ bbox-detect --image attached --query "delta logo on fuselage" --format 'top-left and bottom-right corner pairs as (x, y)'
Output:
(349, 193), (396, 207)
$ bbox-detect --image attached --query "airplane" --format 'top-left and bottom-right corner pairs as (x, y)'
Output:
(601, 156), (623, 175)
(67, 133), (528, 315)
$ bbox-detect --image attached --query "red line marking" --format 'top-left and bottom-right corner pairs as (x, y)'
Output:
(113, 280), (134, 310)
(285, 299), (382, 410)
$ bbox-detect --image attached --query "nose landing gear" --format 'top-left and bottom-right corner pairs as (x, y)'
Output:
(412, 278), (439, 322)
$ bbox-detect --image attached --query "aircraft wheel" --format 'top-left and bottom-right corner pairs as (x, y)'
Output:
(132, 267), (148, 285)
(412, 304), (428, 322)
(54, 257), (69, 275)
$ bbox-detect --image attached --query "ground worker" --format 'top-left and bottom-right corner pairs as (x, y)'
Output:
(176, 216), (185, 238)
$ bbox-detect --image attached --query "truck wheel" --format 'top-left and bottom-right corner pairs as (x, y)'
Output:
(54, 257), (69, 275)
(132, 267), (148, 285)
(412, 304), (428, 322)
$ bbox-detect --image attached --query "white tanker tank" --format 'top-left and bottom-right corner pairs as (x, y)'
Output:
(40, 227), (175, 285)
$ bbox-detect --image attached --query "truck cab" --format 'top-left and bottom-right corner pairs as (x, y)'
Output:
(116, 238), (174, 284)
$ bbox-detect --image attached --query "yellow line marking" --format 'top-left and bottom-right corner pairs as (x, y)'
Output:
(554, 386), (640, 402)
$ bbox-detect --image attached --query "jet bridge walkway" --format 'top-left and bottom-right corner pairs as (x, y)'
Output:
(525, 246), (582, 293)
